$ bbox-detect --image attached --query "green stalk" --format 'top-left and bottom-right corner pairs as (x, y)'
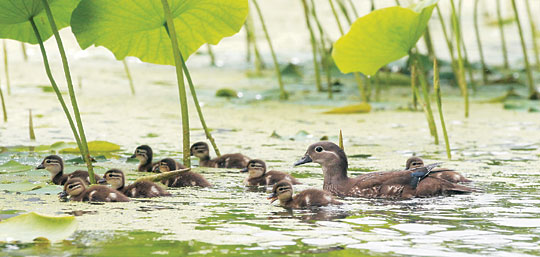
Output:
(375, 71), (381, 102)
(245, 21), (252, 62)
(179, 53), (221, 157)
(161, 0), (191, 167)
(41, 0), (95, 183)
(252, 0), (287, 100)
(122, 59), (135, 95)
(411, 62), (418, 110)
(346, 0), (359, 18)
(338, 130), (344, 150)
(511, 0), (539, 99)
(416, 60), (438, 144)
(301, 0), (323, 92)
(336, 0), (352, 25)
(21, 42), (28, 61)
(496, 0), (509, 68)
(207, 44), (216, 66)
(370, 0), (375, 11)
(310, 0), (332, 98)
(3, 40), (10, 95)
(0, 75), (6, 122)
(328, 0), (345, 35)
(449, 0), (469, 117)
(394, 0), (401, 6)
(29, 18), (82, 154)
(412, 63), (438, 145)
(29, 109), (36, 141)
(423, 27), (436, 60)
(365, 75), (372, 102)
(436, 6), (456, 63)
(524, 0), (540, 70)
(433, 58), (451, 159)
(245, 11), (264, 73)
(474, 0), (488, 85)
(461, 37), (476, 92)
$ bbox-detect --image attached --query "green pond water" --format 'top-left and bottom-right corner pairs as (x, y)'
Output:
(1, 0), (540, 255)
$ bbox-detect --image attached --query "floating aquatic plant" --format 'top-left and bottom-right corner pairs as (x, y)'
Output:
(0, 212), (77, 243)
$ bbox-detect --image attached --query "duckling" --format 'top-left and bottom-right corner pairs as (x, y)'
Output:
(36, 155), (101, 185)
(131, 145), (160, 172)
(100, 169), (171, 198)
(60, 178), (130, 202)
(241, 159), (300, 186)
(406, 157), (471, 183)
(156, 158), (212, 188)
(268, 180), (342, 208)
(294, 142), (477, 199)
(190, 142), (250, 169)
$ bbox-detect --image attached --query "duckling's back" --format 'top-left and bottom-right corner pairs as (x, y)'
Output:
(84, 185), (130, 202)
(123, 181), (171, 198)
(161, 171), (212, 188)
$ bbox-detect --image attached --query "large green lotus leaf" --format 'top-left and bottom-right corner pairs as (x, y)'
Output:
(0, 212), (77, 243)
(0, 0), (80, 44)
(332, 0), (438, 75)
(71, 0), (248, 65)
(60, 140), (120, 153)
(0, 160), (32, 174)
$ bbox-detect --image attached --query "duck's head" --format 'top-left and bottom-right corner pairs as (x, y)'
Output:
(294, 142), (348, 169)
(36, 155), (64, 176)
(268, 180), (293, 204)
(190, 142), (209, 159)
(62, 178), (86, 198)
(156, 158), (177, 173)
(241, 159), (266, 178)
(406, 157), (424, 170)
(131, 145), (153, 162)
(100, 169), (125, 190)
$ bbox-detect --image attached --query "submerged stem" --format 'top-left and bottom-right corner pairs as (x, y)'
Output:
(122, 59), (135, 95)
(301, 0), (322, 92)
(29, 109), (36, 141)
(161, 0), (191, 167)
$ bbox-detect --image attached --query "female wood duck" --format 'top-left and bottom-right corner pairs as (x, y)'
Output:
(268, 180), (342, 208)
(156, 158), (212, 188)
(406, 157), (471, 183)
(36, 155), (101, 185)
(131, 145), (160, 172)
(190, 142), (250, 169)
(294, 142), (477, 199)
(60, 178), (130, 202)
(100, 169), (171, 198)
(241, 159), (300, 186)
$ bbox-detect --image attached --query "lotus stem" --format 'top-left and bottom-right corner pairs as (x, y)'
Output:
(436, 6), (456, 63)
(122, 59), (135, 95)
(310, 0), (332, 98)
(339, 130), (344, 150)
(301, 0), (323, 92)
(336, 0), (352, 25)
(42, 0), (96, 183)
(461, 37), (476, 92)
(245, 21), (252, 62)
(134, 168), (191, 184)
(21, 42), (28, 61)
(347, 0), (359, 18)
(29, 109), (35, 141)
(449, 0), (469, 118)
(496, 0), (509, 69)
(423, 27), (436, 60)
(252, 0), (287, 100)
(161, 0), (191, 167)
(433, 59), (451, 159)
(179, 53), (221, 157)
(375, 72), (381, 102)
(412, 62), (438, 145)
(245, 11), (264, 73)
(328, 0), (345, 35)
(207, 44), (216, 66)
(510, 0), (539, 99)
(3, 40), (10, 95)
(411, 62), (418, 111)
(474, 0), (488, 85)
(29, 18), (82, 155)
(0, 76), (6, 122)
(524, 0), (539, 71)
(370, 0), (375, 11)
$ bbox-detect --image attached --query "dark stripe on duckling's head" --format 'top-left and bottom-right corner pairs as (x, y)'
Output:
(268, 180), (294, 203)
(37, 155), (64, 174)
(64, 177), (86, 197)
(190, 142), (209, 157)
(158, 158), (177, 172)
(131, 145), (153, 161)
(103, 169), (125, 189)
(244, 159), (266, 176)
(296, 142), (348, 172)
(406, 157), (424, 170)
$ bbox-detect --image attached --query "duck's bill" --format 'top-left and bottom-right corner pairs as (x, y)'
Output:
(97, 178), (107, 184)
(294, 155), (312, 166)
(267, 194), (278, 203)
(36, 164), (45, 169)
(58, 191), (68, 198)
(130, 154), (136, 159)
(239, 167), (248, 173)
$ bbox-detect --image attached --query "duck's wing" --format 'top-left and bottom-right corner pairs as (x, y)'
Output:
(413, 176), (479, 197)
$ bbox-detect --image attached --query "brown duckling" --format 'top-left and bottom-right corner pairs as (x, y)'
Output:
(268, 180), (342, 208)
(241, 159), (300, 186)
(100, 169), (171, 198)
(60, 178), (130, 202)
(294, 142), (477, 199)
(406, 157), (471, 183)
(36, 155), (101, 185)
(156, 158), (212, 188)
(131, 145), (160, 172)
(190, 142), (250, 169)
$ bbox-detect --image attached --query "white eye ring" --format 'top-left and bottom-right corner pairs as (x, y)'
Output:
(315, 146), (323, 152)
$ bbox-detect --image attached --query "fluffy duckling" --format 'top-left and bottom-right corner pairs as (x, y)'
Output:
(36, 155), (101, 185)
(295, 142), (477, 199)
(190, 142), (250, 169)
(156, 158), (212, 188)
(406, 157), (471, 183)
(131, 145), (160, 172)
(100, 169), (171, 198)
(268, 180), (342, 208)
(241, 159), (300, 186)
(61, 178), (130, 202)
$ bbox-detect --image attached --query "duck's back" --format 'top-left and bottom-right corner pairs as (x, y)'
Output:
(123, 181), (171, 198)
(84, 185), (130, 202)
(292, 189), (342, 208)
(161, 171), (212, 187)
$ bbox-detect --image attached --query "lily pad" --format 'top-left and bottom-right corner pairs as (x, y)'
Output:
(332, 0), (438, 75)
(215, 88), (238, 98)
(0, 160), (32, 174)
(0, 182), (46, 192)
(0, 0), (80, 44)
(60, 140), (121, 153)
(71, 0), (249, 65)
(323, 103), (372, 114)
(0, 212), (77, 243)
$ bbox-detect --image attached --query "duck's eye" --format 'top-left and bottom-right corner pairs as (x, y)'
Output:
(315, 146), (323, 152)
(45, 160), (51, 163)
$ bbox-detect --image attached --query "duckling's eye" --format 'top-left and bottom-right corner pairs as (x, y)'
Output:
(315, 146), (323, 152)
(45, 160), (51, 163)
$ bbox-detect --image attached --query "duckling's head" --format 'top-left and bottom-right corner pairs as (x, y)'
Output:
(268, 180), (294, 204)
(190, 142), (209, 159)
(241, 159), (266, 178)
(101, 169), (125, 190)
(63, 178), (86, 197)
(36, 155), (64, 176)
(131, 145), (153, 162)
(406, 157), (424, 170)
(157, 158), (177, 172)
(294, 142), (348, 172)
